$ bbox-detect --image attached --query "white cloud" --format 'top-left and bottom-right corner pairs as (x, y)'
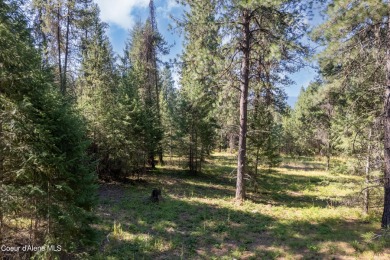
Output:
(95, 0), (149, 29)
(171, 70), (180, 89)
(156, 0), (180, 17)
(167, 0), (180, 10)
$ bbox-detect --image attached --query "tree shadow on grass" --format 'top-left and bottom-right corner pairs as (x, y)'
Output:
(281, 164), (323, 171)
(93, 181), (378, 259)
(90, 155), (383, 259)
(94, 189), (275, 259)
(151, 164), (351, 209)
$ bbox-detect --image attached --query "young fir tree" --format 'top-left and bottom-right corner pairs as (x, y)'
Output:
(160, 66), (178, 164)
(121, 1), (166, 170)
(177, 0), (220, 173)
(119, 37), (163, 174)
(0, 0), (96, 256)
(286, 81), (338, 170)
(76, 5), (124, 180)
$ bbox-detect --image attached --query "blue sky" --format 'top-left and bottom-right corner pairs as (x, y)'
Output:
(94, 0), (324, 102)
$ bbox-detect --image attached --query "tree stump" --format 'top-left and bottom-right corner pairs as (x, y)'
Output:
(150, 188), (161, 203)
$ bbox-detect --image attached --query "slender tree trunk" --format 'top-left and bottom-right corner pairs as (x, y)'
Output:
(219, 131), (222, 152)
(255, 146), (260, 177)
(382, 5), (390, 228)
(229, 133), (235, 154)
(57, 6), (62, 92)
(47, 180), (51, 237)
(38, 6), (49, 66)
(169, 126), (172, 164)
(194, 130), (198, 173)
(326, 138), (331, 171)
(199, 146), (203, 173)
(142, 151), (146, 179)
(326, 154), (330, 171)
(364, 128), (372, 214)
(236, 10), (250, 203)
(0, 120), (4, 251)
(158, 147), (164, 166)
(189, 123), (194, 172)
(62, 3), (71, 95)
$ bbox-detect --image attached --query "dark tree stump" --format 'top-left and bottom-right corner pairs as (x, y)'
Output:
(150, 188), (161, 203)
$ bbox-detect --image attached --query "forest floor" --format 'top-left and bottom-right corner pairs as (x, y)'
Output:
(87, 152), (390, 259)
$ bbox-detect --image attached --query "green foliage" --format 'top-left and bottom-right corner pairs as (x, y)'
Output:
(120, 19), (164, 169)
(176, 0), (220, 173)
(1, 1), (96, 254)
(160, 66), (179, 162)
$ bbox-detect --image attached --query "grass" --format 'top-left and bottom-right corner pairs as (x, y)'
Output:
(86, 152), (390, 259)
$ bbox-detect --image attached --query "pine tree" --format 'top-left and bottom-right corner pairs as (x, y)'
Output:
(0, 1), (96, 255)
(217, 0), (309, 203)
(76, 5), (121, 180)
(32, 0), (95, 94)
(121, 1), (166, 170)
(313, 0), (388, 224)
(160, 66), (178, 164)
(177, 0), (220, 173)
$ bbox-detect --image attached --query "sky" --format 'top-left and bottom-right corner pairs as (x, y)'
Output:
(94, 0), (324, 105)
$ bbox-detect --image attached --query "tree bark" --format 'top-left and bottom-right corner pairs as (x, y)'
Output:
(219, 131), (222, 152)
(236, 9), (250, 203)
(56, 6), (62, 93)
(158, 147), (164, 166)
(62, 2), (71, 95)
(255, 146), (260, 177)
(364, 128), (372, 214)
(0, 119), (4, 250)
(195, 130), (198, 172)
(229, 133), (235, 154)
(169, 126), (172, 164)
(189, 122), (194, 173)
(326, 152), (330, 171)
(382, 5), (390, 228)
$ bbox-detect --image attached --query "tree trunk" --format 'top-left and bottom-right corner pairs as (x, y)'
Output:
(195, 130), (198, 172)
(382, 5), (390, 228)
(158, 147), (164, 166)
(199, 146), (203, 173)
(326, 154), (330, 171)
(229, 133), (235, 154)
(62, 3), (70, 95)
(0, 120), (3, 250)
(169, 126), (172, 164)
(189, 123), (194, 173)
(364, 128), (372, 214)
(236, 9), (250, 203)
(56, 6), (62, 92)
(255, 146), (260, 177)
(219, 131), (222, 152)
(326, 138), (331, 171)
(149, 152), (155, 168)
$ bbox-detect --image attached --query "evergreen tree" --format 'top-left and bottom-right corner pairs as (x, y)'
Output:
(32, 0), (95, 94)
(313, 0), (388, 224)
(0, 0), (96, 256)
(217, 0), (309, 202)
(160, 66), (178, 164)
(121, 1), (166, 170)
(76, 5), (122, 180)
(177, 0), (220, 173)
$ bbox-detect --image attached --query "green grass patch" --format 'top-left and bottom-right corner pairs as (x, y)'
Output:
(85, 152), (389, 259)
